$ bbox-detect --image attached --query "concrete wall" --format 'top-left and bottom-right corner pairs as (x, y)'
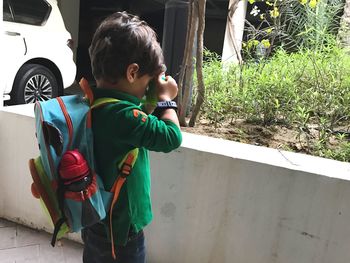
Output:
(1, 105), (350, 263)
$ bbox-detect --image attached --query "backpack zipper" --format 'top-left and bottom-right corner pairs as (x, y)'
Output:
(56, 97), (73, 149)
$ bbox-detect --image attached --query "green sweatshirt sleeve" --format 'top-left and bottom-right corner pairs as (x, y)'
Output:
(116, 106), (182, 152)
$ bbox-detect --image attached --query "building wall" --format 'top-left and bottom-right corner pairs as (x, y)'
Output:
(1, 105), (350, 263)
(57, 0), (80, 62)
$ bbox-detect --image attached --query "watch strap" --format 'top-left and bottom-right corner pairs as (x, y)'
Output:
(156, 101), (177, 109)
(153, 101), (178, 118)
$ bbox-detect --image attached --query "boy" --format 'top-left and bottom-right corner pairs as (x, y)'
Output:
(81, 11), (182, 263)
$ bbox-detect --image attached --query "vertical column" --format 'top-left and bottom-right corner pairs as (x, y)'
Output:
(162, 0), (189, 81)
(222, 0), (247, 64)
(339, 1), (350, 49)
(57, 0), (80, 62)
(0, 2), (4, 107)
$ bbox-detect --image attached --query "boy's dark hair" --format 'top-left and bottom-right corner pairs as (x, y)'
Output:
(89, 12), (164, 84)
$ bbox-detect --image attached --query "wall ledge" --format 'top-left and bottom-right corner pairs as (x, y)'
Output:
(2, 104), (349, 181)
(181, 132), (350, 180)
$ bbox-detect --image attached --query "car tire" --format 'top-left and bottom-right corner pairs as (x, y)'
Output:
(9, 64), (60, 105)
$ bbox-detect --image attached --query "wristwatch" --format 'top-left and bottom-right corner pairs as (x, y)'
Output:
(153, 101), (178, 118)
(156, 101), (178, 110)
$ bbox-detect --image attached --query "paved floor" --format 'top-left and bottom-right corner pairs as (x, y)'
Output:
(0, 218), (83, 263)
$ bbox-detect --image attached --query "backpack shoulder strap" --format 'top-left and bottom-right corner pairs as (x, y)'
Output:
(91, 97), (120, 109)
(79, 77), (120, 107)
(79, 78), (94, 105)
(109, 148), (139, 259)
(88, 95), (140, 259)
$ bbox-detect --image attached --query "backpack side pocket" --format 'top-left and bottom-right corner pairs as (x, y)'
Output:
(58, 150), (112, 232)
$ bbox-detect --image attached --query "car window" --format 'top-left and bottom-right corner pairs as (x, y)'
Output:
(3, 0), (14, 22)
(8, 0), (51, 26)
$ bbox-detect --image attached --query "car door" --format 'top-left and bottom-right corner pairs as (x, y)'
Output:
(2, 0), (27, 96)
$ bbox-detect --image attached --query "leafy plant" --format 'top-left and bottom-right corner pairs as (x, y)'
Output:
(244, 0), (345, 57)
(197, 45), (350, 162)
(277, 0), (344, 50)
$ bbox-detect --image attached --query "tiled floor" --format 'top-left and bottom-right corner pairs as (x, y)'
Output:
(0, 218), (83, 263)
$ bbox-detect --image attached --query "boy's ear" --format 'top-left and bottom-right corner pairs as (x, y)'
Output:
(126, 63), (139, 83)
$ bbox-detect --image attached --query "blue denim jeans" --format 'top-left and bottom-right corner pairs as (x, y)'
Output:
(82, 223), (145, 263)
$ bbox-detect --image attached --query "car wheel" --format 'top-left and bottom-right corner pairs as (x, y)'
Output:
(10, 64), (59, 105)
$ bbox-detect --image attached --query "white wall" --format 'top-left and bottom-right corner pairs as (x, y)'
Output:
(58, 0), (80, 62)
(1, 105), (350, 263)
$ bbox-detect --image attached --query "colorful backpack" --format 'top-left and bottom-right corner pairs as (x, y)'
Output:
(29, 78), (138, 258)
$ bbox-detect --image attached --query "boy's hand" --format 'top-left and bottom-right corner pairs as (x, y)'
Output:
(156, 74), (178, 101)
(154, 73), (180, 128)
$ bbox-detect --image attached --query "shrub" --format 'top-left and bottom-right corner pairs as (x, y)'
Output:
(198, 46), (350, 161)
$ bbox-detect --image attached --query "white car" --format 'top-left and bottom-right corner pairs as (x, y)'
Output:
(2, 0), (76, 105)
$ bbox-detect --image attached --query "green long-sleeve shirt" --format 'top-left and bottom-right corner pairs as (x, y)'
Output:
(91, 87), (182, 246)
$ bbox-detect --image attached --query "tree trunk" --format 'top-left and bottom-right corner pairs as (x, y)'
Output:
(177, 0), (193, 126)
(339, 0), (350, 49)
(189, 0), (206, 127)
(177, 0), (206, 127)
(178, 0), (198, 127)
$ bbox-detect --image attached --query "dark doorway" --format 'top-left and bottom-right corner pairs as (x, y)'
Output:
(76, 0), (229, 82)
(76, 0), (165, 82)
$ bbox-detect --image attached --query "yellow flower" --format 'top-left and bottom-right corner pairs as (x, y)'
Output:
(261, 39), (271, 48)
(300, 0), (307, 5)
(309, 0), (318, 8)
(248, 0), (255, 4)
(265, 28), (273, 34)
(247, 39), (259, 49)
(247, 41), (253, 49)
(266, 1), (274, 6)
(270, 7), (280, 18)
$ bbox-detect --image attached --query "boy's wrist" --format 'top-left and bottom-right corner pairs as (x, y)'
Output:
(158, 95), (172, 101)
(152, 101), (178, 118)
(156, 101), (177, 109)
